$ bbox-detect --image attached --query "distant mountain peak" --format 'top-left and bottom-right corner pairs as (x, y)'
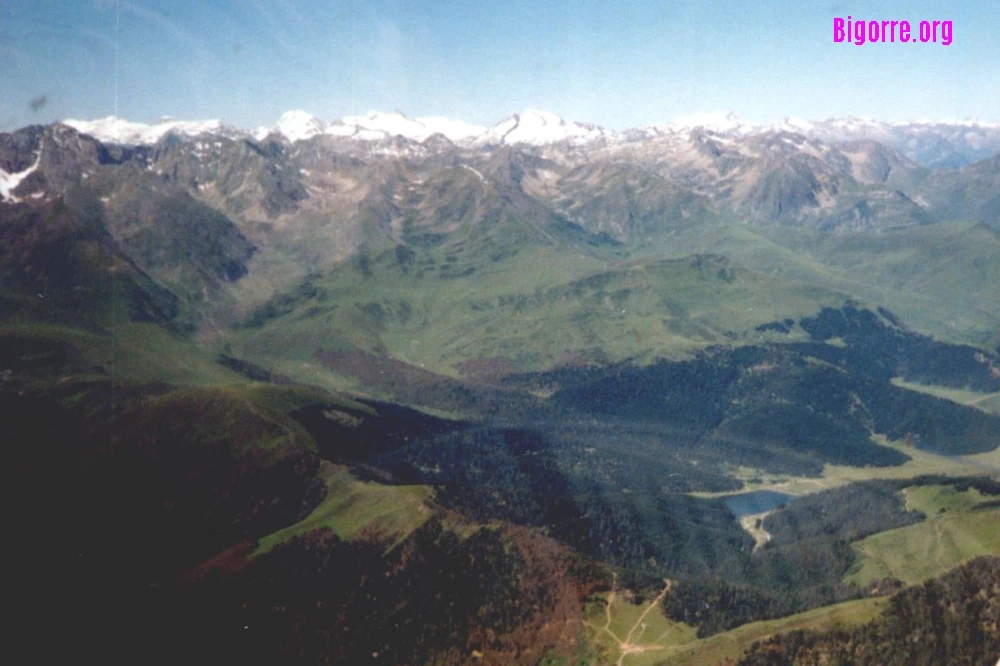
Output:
(521, 109), (566, 125)
(62, 115), (229, 145)
(477, 109), (612, 146)
(260, 110), (487, 144)
(272, 110), (326, 143)
(647, 111), (756, 136)
(675, 111), (749, 131)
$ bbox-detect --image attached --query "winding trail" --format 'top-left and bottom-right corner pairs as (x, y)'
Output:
(624, 579), (672, 645)
(595, 572), (618, 644)
(584, 573), (676, 666)
(614, 579), (673, 666)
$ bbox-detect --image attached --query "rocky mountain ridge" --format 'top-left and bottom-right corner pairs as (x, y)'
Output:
(56, 109), (1000, 168)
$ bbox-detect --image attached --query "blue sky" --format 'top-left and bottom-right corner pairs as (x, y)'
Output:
(0, 0), (995, 130)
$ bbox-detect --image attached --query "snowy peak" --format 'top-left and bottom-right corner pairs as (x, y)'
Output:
(416, 116), (487, 142)
(272, 110), (326, 143)
(62, 116), (229, 146)
(478, 115), (520, 145)
(520, 109), (565, 127)
(478, 109), (612, 146)
(264, 110), (487, 144)
(326, 111), (432, 142)
(648, 111), (757, 136)
(331, 111), (485, 143)
(769, 116), (817, 134)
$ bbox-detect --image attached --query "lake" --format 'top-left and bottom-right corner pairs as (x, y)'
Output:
(721, 489), (798, 517)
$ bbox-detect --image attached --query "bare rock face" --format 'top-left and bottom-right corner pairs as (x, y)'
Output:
(0, 124), (256, 325)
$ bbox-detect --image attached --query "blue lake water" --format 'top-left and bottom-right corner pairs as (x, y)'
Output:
(721, 490), (798, 517)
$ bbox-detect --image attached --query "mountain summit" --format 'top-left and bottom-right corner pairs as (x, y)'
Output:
(476, 109), (612, 146)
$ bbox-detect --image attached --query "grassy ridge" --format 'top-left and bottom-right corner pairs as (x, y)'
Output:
(0, 322), (245, 385)
(581, 582), (698, 666)
(751, 222), (1000, 346)
(626, 219), (1000, 348)
(844, 506), (1000, 586)
(232, 240), (848, 376)
(227, 219), (1000, 417)
(903, 484), (995, 515)
(574, 590), (884, 666)
(892, 378), (1000, 415)
(255, 462), (434, 555)
(694, 436), (1000, 498)
(653, 598), (887, 666)
(736, 556), (1000, 666)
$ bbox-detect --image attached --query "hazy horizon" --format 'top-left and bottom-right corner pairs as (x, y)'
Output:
(2, 0), (996, 131)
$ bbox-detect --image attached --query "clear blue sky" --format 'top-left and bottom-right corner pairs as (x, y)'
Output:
(0, 0), (995, 131)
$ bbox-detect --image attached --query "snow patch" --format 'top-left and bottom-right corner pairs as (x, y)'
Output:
(460, 164), (487, 183)
(0, 148), (41, 203)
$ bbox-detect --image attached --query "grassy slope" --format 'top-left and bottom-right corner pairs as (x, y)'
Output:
(581, 584), (698, 666)
(693, 436), (997, 498)
(0, 295), (447, 558)
(206, 384), (439, 555)
(0, 319), (441, 560)
(845, 505), (1000, 587)
(977, 395), (1000, 413)
(576, 589), (884, 666)
(232, 244), (603, 375)
(903, 484), (995, 515)
(966, 447), (1000, 469)
(750, 222), (1000, 347)
(0, 322), (245, 386)
(573, 578), (885, 666)
(224, 216), (1000, 399)
(255, 462), (434, 555)
(221, 381), (376, 418)
(628, 219), (1000, 348)
(652, 598), (887, 666)
(232, 239), (848, 377)
(892, 378), (1000, 415)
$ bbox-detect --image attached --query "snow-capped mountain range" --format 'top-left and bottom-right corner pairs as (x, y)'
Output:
(264, 110), (489, 144)
(62, 116), (242, 146)
(60, 109), (1000, 169)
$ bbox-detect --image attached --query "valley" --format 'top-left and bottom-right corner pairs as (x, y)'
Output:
(2, 110), (999, 665)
